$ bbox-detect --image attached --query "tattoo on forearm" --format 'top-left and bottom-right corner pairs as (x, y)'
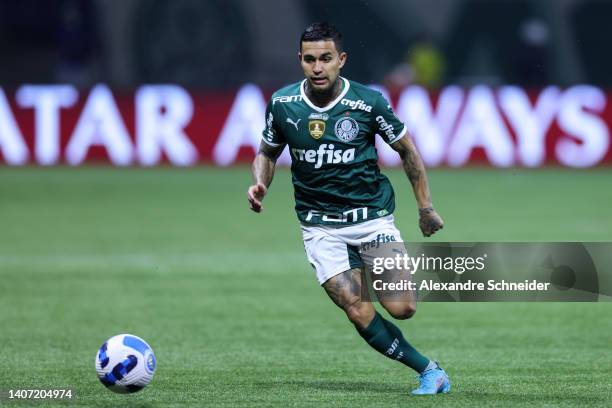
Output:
(253, 153), (276, 187)
(402, 147), (422, 185)
(253, 143), (284, 187)
(397, 141), (432, 207)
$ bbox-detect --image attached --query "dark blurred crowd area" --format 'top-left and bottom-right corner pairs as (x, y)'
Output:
(0, 0), (611, 89)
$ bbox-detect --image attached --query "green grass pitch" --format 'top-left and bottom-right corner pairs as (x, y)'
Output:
(0, 167), (611, 407)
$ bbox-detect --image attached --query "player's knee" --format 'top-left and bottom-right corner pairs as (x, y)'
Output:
(386, 302), (417, 320)
(345, 303), (366, 325)
(345, 301), (375, 329)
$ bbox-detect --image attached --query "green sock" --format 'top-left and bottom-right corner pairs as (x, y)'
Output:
(358, 312), (430, 373)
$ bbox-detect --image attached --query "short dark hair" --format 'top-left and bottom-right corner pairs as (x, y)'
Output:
(300, 22), (343, 52)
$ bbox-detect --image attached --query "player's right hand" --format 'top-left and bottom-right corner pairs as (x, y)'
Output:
(418, 207), (444, 237)
(247, 183), (267, 213)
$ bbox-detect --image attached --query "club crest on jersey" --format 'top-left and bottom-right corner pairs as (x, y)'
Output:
(309, 120), (326, 139)
(334, 117), (359, 142)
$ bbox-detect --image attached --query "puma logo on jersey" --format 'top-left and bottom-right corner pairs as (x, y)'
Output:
(290, 144), (355, 169)
(341, 98), (373, 112)
(286, 118), (301, 130)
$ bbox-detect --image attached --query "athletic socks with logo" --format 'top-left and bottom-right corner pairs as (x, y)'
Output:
(358, 312), (430, 373)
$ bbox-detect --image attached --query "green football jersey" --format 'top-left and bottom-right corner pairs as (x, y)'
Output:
(262, 77), (407, 225)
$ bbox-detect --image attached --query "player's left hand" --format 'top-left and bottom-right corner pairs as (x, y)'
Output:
(418, 207), (444, 237)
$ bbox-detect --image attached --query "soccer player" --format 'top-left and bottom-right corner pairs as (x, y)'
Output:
(247, 22), (450, 395)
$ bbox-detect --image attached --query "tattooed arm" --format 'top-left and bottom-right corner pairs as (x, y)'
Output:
(391, 136), (444, 237)
(247, 142), (285, 213)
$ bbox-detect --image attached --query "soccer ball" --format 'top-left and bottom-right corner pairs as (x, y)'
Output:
(95, 334), (156, 393)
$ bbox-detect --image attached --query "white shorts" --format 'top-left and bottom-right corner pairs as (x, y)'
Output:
(301, 215), (404, 285)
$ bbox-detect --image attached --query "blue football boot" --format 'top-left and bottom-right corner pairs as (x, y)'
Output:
(411, 364), (451, 395)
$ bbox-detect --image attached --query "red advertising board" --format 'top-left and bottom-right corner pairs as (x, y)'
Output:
(1, 84), (611, 167)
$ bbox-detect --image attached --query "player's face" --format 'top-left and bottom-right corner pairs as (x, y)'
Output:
(299, 40), (347, 93)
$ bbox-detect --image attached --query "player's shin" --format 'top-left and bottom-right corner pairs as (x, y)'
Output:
(357, 312), (430, 373)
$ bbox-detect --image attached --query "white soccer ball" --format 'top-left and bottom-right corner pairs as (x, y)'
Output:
(95, 334), (156, 393)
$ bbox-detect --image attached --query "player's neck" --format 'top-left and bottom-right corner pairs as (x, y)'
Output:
(305, 78), (343, 108)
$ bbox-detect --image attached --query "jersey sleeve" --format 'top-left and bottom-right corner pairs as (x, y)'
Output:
(372, 92), (407, 144)
(261, 99), (286, 147)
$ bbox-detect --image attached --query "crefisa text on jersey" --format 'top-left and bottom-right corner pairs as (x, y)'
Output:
(291, 143), (355, 168)
(340, 98), (372, 112)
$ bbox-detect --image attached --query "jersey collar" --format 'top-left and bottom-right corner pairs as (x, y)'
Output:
(300, 77), (350, 112)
